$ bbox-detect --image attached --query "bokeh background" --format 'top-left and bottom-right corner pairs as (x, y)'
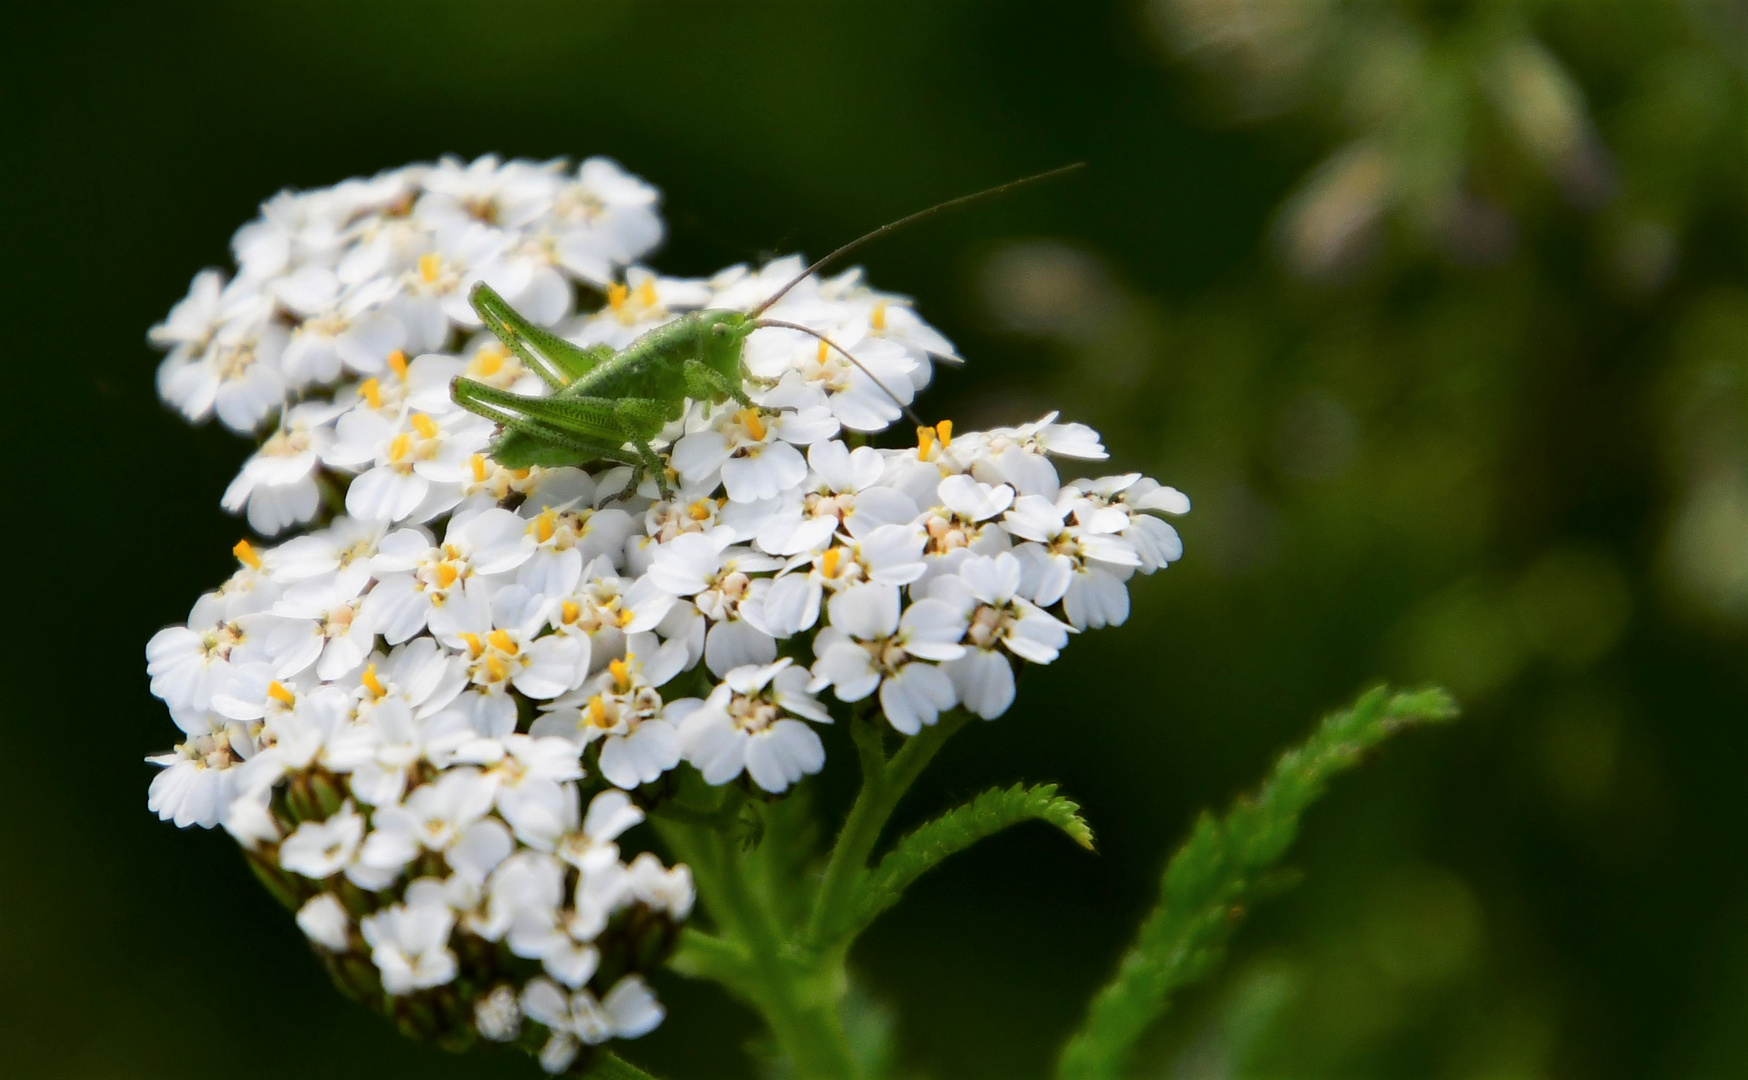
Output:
(6, 1), (1748, 1077)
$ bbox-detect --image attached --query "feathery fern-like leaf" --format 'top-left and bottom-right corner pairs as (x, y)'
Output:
(1055, 685), (1459, 1080)
(845, 782), (1094, 937)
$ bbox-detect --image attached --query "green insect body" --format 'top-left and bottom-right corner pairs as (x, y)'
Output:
(449, 165), (1081, 496)
(452, 283), (761, 496)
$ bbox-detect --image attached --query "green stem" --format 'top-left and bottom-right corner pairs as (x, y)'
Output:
(806, 710), (972, 947)
(652, 712), (973, 1078)
(659, 797), (860, 1079)
(591, 1051), (663, 1080)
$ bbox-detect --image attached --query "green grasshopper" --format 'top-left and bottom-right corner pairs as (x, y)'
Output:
(449, 165), (1081, 497)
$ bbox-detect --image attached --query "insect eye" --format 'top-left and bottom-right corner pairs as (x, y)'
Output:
(711, 323), (729, 338)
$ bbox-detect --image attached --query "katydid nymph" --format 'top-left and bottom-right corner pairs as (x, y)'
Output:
(448, 165), (1082, 497)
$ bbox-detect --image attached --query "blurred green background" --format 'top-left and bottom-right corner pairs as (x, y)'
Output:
(6, 1), (1748, 1077)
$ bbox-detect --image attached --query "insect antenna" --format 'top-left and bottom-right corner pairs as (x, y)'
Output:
(747, 163), (1086, 318)
(754, 319), (926, 427)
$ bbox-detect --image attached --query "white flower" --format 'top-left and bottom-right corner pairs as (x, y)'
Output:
(809, 586), (966, 735)
(143, 159), (1199, 1062)
(968, 411), (1107, 498)
(753, 439), (919, 555)
(932, 553), (1073, 719)
(623, 851), (696, 919)
(261, 577), (380, 682)
(679, 659), (831, 793)
(262, 515), (389, 589)
(392, 222), (517, 351)
(329, 408), (493, 524)
(549, 157), (665, 284)
(145, 717), (254, 828)
(149, 268), (229, 356)
(561, 788), (647, 876)
(545, 557), (674, 664)
(474, 850), (565, 946)
(534, 645), (690, 790)
(566, 267), (712, 350)
(646, 532), (784, 677)
(359, 767), (511, 884)
(220, 401), (343, 535)
(364, 508), (532, 644)
(516, 469), (639, 597)
(745, 324), (921, 432)
(416, 154), (562, 235)
(758, 523), (927, 638)
(440, 608), (591, 736)
(1002, 491), (1143, 629)
(475, 984), (523, 1042)
(522, 975), (665, 1072)
(157, 310), (286, 434)
(296, 893), (352, 952)
(343, 646), (474, 805)
(361, 879), (459, 995)
(460, 734), (586, 847)
(670, 394), (838, 504)
(279, 802), (366, 880)
(146, 601), (275, 716)
(275, 266), (406, 386)
(1061, 473), (1189, 572)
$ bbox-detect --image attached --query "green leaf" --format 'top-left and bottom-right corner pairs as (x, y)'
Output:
(1055, 685), (1459, 1080)
(846, 782), (1094, 936)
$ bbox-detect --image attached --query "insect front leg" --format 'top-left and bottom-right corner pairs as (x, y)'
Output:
(682, 358), (755, 410)
(611, 397), (683, 498)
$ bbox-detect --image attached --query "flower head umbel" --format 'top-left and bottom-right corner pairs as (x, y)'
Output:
(143, 154), (1186, 1073)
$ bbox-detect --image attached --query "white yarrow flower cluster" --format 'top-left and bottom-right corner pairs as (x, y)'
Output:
(144, 155), (1187, 1072)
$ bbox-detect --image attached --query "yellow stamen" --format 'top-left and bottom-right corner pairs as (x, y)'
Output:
(561, 600), (581, 625)
(871, 300), (888, 332)
(459, 632), (484, 659)
(360, 664), (387, 699)
(232, 539), (262, 569)
(410, 413), (439, 439)
(388, 432), (412, 463)
(587, 695), (608, 727)
(487, 629), (518, 655)
(635, 279), (658, 307)
(817, 340), (831, 365)
(609, 656), (632, 692)
(267, 680), (295, 706)
(935, 419), (953, 447)
(435, 562), (460, 589)
(687, 499), (712, 522)
(534, 509), (557, 544)
(616, 608), (637, 628)
(387, 349), (409, 379)
(607, 282), (628, 311)
(470, 453), (488, 483)
(511, 468), (532, 480)
(820, 547), (841, 579)
(359, 377), (382, 410)
(418, 252), (442, 284)
(473, 344), (505, 378)
(917, 425), (936, 459)
(485, 655), (509, 682)
(738, 408), (767, 442)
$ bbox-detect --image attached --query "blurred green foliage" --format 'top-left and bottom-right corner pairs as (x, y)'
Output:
(4, 1), (1747, 1078)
